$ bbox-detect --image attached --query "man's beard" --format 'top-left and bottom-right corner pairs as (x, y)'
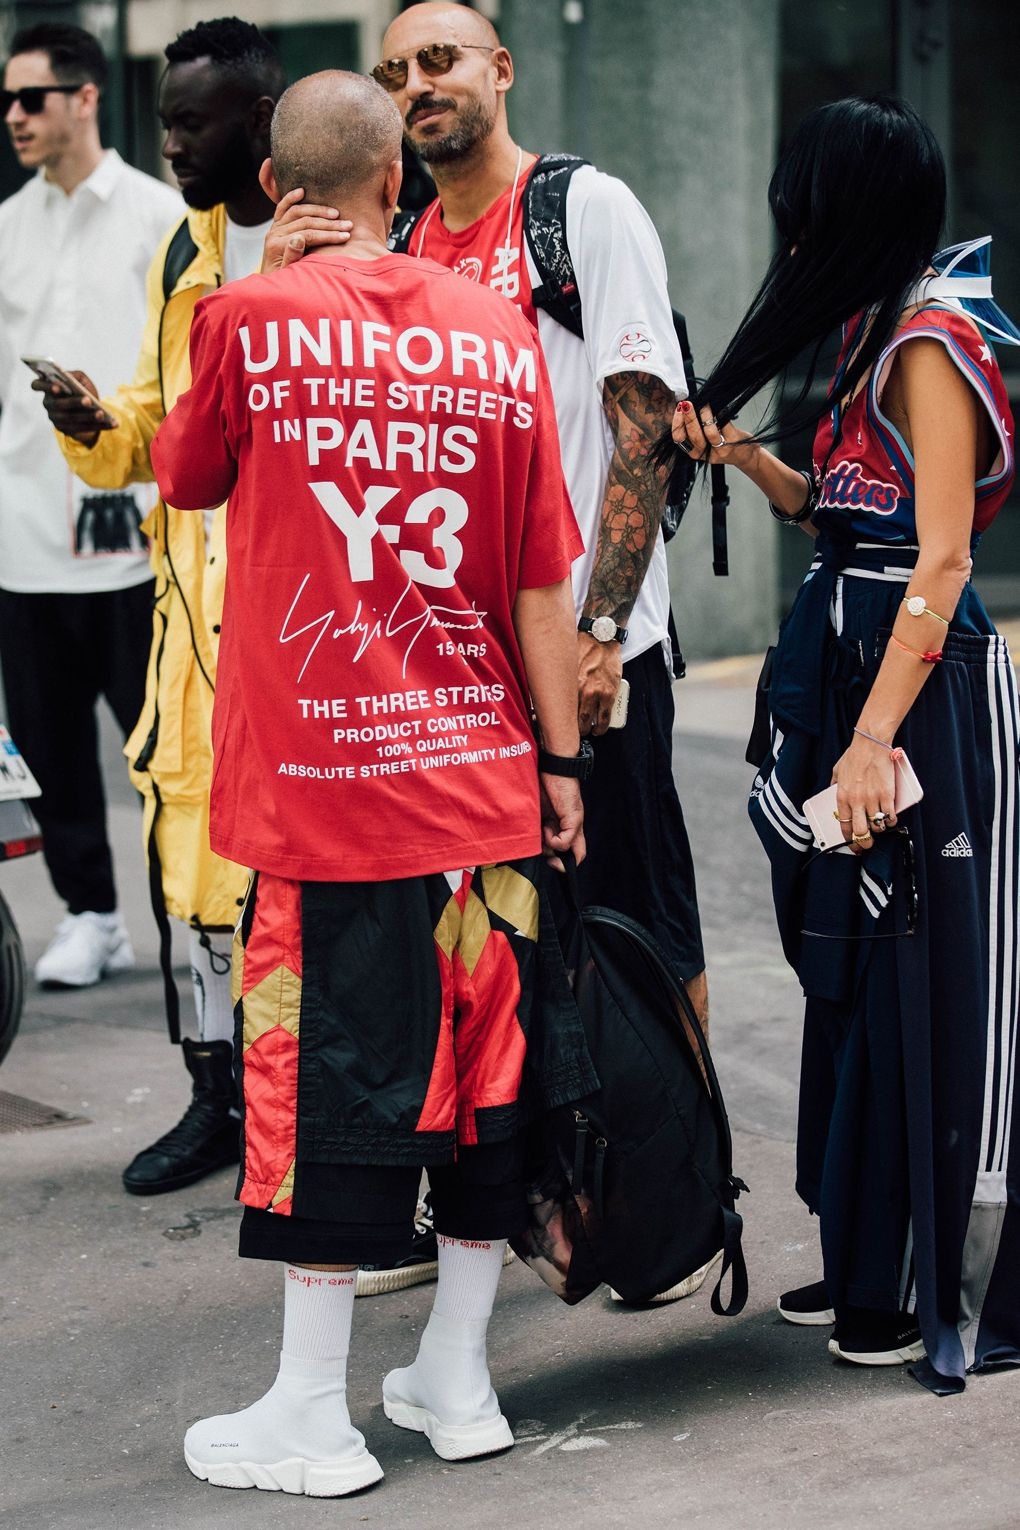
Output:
(410, 98), (495, 166)
(180, 178), (224, 210)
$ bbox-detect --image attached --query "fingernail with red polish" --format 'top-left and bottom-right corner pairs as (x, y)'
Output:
(680, 400), (693, 412)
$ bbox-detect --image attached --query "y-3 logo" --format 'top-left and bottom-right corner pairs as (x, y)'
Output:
(309, 482), (467, 588)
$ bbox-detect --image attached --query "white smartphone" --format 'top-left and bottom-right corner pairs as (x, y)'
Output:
(803, 752), (923, 850)
(21, 355), (116, 425)
(607, 677), (630, 729)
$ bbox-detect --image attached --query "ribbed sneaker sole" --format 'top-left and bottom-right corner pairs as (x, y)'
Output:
(777, 1300), (835, 1326)
(609, 1249), (722, 1304)
(382, 1396), (514, 1461)
(828, 1334), (925, 1366)
(356, 1261), (438, 1297)
(184, 1446), (383, 1496)
(356, 1245), (514, 1298)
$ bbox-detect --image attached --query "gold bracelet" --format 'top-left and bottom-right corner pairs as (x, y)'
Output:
(903, 594), (949, 625)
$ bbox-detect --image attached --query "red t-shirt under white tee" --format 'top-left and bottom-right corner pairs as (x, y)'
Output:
(151, 251), (580, 882)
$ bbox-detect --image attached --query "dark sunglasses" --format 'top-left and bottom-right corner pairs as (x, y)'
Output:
(371, 42), (494, 92)
(801, 824), (918, 940)
(1, 84), (84, 115)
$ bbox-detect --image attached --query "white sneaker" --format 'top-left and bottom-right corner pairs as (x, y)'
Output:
(609, 1249), (723, 1305)
(34, 911), (135, 989)
(184, 1366), (384, 1499)
(382, 1311), (514, 1462)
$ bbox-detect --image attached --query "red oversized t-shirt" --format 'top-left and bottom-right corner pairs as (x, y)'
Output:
(151, 251), (580, 881)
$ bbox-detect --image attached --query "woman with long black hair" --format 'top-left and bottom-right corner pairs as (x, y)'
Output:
(670, 95), (1020, 1393)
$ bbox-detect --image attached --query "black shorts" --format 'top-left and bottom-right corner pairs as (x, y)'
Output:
(578, 642), (705, 982)
(239, 1140), (526, 1265)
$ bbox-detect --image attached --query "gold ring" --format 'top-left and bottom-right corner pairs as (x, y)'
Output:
(851, 831), (872, 844)
(869, 813), (887, 827)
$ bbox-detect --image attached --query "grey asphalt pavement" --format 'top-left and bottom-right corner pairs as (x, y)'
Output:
(2, 666), (1018, 1530)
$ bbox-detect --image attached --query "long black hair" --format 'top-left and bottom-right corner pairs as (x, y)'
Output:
(665, 95), (946, 471)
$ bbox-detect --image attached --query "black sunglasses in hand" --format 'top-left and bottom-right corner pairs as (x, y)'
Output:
(1, 83), (85, 115)
(371, 43), (494, 92)
(801, 824), (919, 940)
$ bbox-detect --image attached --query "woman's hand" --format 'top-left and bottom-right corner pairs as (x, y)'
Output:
(671, 400), (757, 466)
(831, 735), (898, 854)
(260, 188), (353, 274)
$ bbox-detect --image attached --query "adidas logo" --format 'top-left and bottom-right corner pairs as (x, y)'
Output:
(942, 833), (973, 858)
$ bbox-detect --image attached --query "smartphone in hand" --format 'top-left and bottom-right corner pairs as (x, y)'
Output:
(607, 677), (630, 729)
(803, 752), (923, 850)
(21, 355), (117, 427)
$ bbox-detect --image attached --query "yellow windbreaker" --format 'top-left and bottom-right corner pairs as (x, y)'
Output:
(59, 205), (247, 932)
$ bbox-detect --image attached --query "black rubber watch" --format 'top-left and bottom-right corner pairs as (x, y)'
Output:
(538, 739), (595, 781)
(578, 616), (629, 645)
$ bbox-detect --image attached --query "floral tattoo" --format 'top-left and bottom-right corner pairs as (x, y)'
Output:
(582, 371), (672, 626)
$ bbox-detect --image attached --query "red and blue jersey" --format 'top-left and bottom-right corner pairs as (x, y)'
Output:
(812, 305), (1015, 544)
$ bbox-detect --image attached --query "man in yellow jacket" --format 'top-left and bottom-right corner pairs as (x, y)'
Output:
(39, 18), (285, 1196)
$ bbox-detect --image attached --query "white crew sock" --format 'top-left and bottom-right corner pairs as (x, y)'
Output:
(185, 1267), (368, 1466)
(433, 1233), (507, 1320)
(384, 1235), (507, 1426)
(187, 927), (235, 1045)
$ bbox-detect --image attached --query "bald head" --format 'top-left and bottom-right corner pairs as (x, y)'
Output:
(383, 3), (500, 53)
(270, 70), (402, 204)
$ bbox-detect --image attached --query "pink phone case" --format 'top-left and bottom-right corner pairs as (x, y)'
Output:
(803, 752), (923, 849)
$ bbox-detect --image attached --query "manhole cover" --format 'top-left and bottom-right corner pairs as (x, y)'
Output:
(0, 1090), (89, 1134)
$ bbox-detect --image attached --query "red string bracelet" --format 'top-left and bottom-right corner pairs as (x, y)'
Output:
(890, 632), (942, 664)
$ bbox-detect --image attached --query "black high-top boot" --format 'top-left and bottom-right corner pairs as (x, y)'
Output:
(122, 1038), (241, 1195)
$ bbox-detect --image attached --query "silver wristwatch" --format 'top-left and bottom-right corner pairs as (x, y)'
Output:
(578, 616), (629, 645)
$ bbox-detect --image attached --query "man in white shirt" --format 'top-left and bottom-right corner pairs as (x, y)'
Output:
(0, 23), (181, 989)
(372, 6), (707, 1030)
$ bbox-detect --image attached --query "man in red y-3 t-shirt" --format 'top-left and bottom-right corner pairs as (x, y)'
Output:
(150, 71), (585, 1500)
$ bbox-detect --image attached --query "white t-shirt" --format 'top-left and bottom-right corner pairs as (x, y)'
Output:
(412, 162), (687, 662)
(0, 150), (182, 593)
(223, 215), (273, 286)
(529, 166), (686, 661)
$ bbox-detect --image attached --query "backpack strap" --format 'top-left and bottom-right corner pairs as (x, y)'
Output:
(388, 204), (428, 254)
(162, 218), (199, 302)
(710, 463), (730, 576)
(525, 159), (729, 573)
(522, 152), (591, 339)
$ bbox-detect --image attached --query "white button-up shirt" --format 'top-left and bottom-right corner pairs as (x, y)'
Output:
(0, 149), (181, 592)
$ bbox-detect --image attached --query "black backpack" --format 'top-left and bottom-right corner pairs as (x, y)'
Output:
(389, 152), (730, 574)
(513, 866), (749, 1312)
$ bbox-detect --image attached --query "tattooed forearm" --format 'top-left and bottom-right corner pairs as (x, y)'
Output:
(582, 371), (673, 625)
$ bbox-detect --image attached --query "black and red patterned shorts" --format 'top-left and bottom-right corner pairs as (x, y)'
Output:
(233, 858), (540, 1224)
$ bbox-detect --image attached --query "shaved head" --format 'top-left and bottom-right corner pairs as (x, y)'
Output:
(382, 3), (500, 53)
(270, 70), (401, 202)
